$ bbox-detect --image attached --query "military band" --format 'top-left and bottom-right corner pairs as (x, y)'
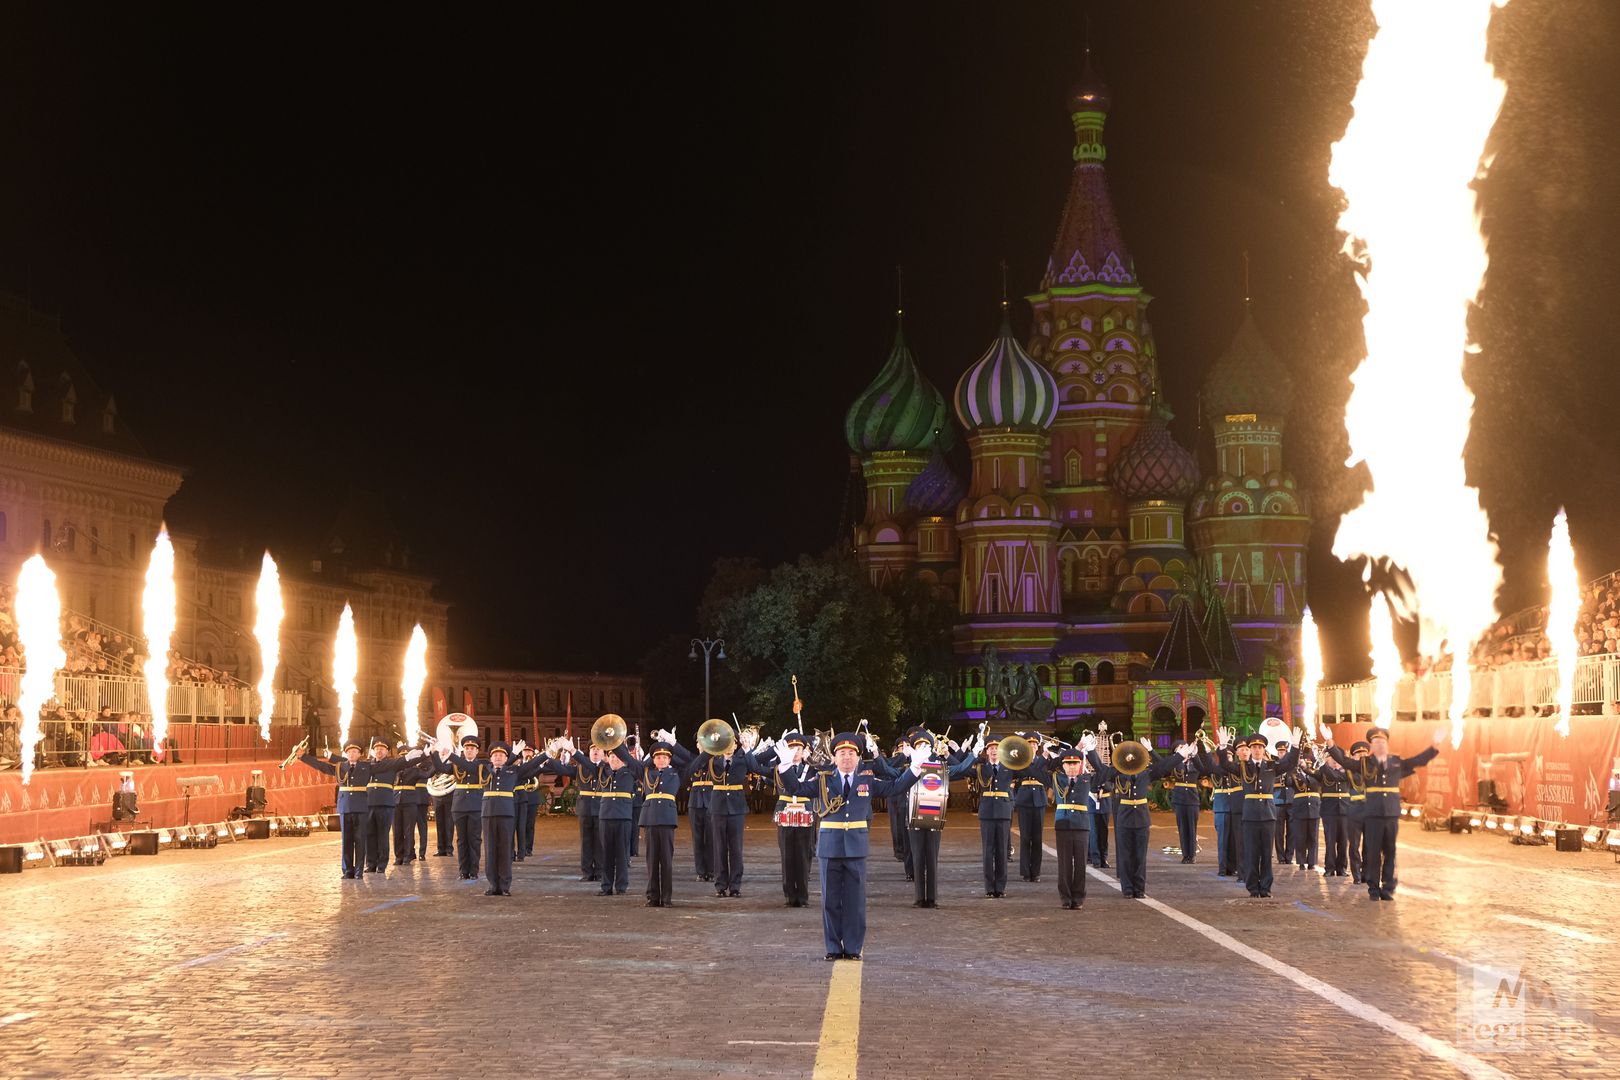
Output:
(299, 709), (1448, 961)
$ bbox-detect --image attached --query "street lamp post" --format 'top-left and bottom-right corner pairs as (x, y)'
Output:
(689, 636), (726, 719)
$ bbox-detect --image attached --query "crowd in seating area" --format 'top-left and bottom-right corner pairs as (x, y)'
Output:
(1470, 570), (1620, 669)
(0, 703), (165, 770)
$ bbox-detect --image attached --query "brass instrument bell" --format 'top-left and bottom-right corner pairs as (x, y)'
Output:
(997, 735), (1036, 771)
(696, 717), (737, 756)
(590, 713), (628, 752)
(1111, 739), (1151, 776)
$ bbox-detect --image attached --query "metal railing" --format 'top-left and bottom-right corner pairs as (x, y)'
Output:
(0, 668), (303, 723)
(1316, 654), (1620, 721)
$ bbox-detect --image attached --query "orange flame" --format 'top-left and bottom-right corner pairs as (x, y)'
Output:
(253, 552), (283, 743)
(15, 556), (65, 785)
(401, 624), (428, 746)
(1547, 509), (1580, 736)
(1329, 0), (1510, 748)
(1368, 593), (1403, 727)
(1299, 606), (1323, 739)
(142, 529), (177, 760)
(334, 603), (358, 750)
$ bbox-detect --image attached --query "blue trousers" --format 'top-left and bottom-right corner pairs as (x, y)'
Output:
(1173, 803), (1199, 859)
(339, 811), (366, 876)
(818, 855), (868, 955)
(690, 806), (712, 878)
(366, 806), (394, 870)
(1088, 811), (1109, 865)
(579, 812), (599, 877)
(1213, 810), (1237, 875)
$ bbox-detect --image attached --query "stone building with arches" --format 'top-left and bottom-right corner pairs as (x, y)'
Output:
(842, 58), (1309, 740)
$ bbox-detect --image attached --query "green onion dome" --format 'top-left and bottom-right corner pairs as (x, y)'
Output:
(844, 322), (948, 455)
(953, 315), (1059, 432)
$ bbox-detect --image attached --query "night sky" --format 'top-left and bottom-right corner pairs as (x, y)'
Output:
(2, 2), (1617, 679)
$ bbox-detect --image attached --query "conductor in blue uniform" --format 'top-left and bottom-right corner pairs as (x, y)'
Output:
(776, 732), (923, 961)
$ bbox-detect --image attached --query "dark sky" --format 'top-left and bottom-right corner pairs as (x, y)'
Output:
(2, 2), (1617, 679)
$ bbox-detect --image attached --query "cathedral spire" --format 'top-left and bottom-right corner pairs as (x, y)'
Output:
(1043, 50), (1135, 290)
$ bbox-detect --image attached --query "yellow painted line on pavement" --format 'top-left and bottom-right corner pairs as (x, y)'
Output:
(811, 960), (862, 1080)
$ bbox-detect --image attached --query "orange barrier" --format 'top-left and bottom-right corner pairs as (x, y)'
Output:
(1325, 716), (1620, 824)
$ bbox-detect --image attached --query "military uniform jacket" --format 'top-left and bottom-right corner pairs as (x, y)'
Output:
(1051, 773), (1094, 831)
(573, 751), (640, 821)
(640, 746), (702, 828)
(1216, 746), (1302, 822)
(949, 756), (1015, 821)
(1325, 745), (1438, 818)
(431, 753), (491, 814)
(777, 764), (918, 858)
(300, 754), (412, 814)
(772, 766), (815, 818)
(1165, 757), (1204, 808)
(1316, 765), (1350, 816)
(1197, 748), (1239, 813)
(1272, 770), (1295, 808)
(1291, 767), (1322, 820)
(1086, 750), (1180, 828)
(453, 754), (552, 818)
(366, 758), (402, 809)
(1012, 757), (1055, 808)
(390, 762), (429, 806)
(697, 751), (770, 817)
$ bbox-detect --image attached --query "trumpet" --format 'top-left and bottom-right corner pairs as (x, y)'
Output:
(279, 736), (309, 771)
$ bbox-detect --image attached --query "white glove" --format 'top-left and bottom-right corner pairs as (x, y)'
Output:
(973, 734), (986, 755)
(512, 739), (527, 755)
(758, 737), (776, 757)
(776, 759), (795, 774)
(1080, 734), (1097, 753)
(782, 726), (795, 741)
(865, 734), (879, 756)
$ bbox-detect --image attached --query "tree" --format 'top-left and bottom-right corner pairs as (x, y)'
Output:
(893, 576), (957, 730)
(711, 554), (907, 740)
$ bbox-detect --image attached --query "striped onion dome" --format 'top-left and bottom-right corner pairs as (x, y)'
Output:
(844, 322), (947, 455)
(953, 314), (1059, 432)
(905, 448), (966, 516)
(1111, 410), (1199, 501)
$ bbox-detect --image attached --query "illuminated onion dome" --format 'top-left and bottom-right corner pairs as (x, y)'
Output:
(1065, 50), (1112, 114)
(906, 448), (966, 516)
(953, 315), (1060, 432)
(1111, 411), (1199, 501)
(1203, 308), (1293, 418)
(844, 322), (948, 455)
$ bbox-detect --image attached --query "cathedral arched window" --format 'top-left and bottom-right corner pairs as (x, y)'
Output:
(1096, 661), (1115, 685)
(1073, 662), (1091, 686)
(1036, 665), (1051, 686)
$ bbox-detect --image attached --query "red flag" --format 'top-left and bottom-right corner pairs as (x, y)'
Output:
(1206, 679), (1220, 729)
(531, 691), (539, 745)
(565, 690), (572, 739)
(432, 687), (447, 721)
(502, 689), (512, 744)
(1279, 676), (1292, 733)
(1261, 685), (1269, 723)
(1178, 686), (1188, 742)
(464, 688), (476, 719)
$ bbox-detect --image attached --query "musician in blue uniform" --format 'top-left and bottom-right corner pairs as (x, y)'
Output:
(1326, 725), (1442, 900)
(1088, 772), (1112, 869)
(696, 737), (773, 898)
(298, 737), (422, 879)
(639, 738), (705, 906)
(1013, 738), (1056, 882)
(949, 730), (1019, 897)
(1199, 737), (1246, 882)
(1216, 733), (1300, 898)
(572, 743), (604, 881)
(686, 753), (715, 882)
(513, 745), (540, 862)
(1272, 742), (1295, 865)
(901, 729), (969, 909)
(1085, 736), (1183, 899)
(1315, 748), (1350, 876)
(1165, 742), (1204, 864)
(390, 741), (428, 866)
(547, 737), (635, 894)
(628, 736), (645, 859)
(1050, 744), (1093, 908)
(427, 733), (488, 880)
(884, 737), (911, 870)
(1291, 758), (1323, 870)
(767, 731), (818, 908)
(431, 772), (455, 859)
(776, 733), (923, 960)
(362, 738), (400, 873)
(1325, 739), (1370, 883)
(439, 739), (554, 895)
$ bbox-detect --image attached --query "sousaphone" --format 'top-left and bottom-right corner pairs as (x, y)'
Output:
(427, 712), (479, 796)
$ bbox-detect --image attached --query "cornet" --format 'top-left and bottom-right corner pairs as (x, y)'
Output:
(279, 736), (309, 771)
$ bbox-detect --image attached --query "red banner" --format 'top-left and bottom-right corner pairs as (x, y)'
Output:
(565, 691), (573, 739)
(463, 689), (476, 719)
(1206, 679), (1220, 729)
(432, 686), (447, 720)
(1279, 677), (1292, 731)
(1324, 716), (1620, 824)
(502, 690), (512, 744)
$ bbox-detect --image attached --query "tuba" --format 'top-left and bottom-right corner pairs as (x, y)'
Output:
(696, 717), (737, 756)
(997, 734), (1036, 771)
(1111, 739), (1151, 776)
(591, 713), (628, 753)
(1257, 717), (1293, 756)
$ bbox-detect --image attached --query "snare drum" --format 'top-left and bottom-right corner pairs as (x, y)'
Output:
(774, 806), (815, 828)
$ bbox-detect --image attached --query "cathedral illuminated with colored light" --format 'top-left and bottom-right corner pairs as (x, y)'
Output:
(842, 59), (1310, 742)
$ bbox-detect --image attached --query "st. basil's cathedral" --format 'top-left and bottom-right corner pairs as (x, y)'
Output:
(842, 61), (1310, 744)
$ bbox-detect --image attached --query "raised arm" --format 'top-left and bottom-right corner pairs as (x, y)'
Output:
(1276, 745), (1302, 774)
(1400, 744), (1440, 777)
(1086, 749), (1117, 783)
(298, 753), (337, 776)
(1325, 743), (1351, 769)
(1147, 751), (1181, 782)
